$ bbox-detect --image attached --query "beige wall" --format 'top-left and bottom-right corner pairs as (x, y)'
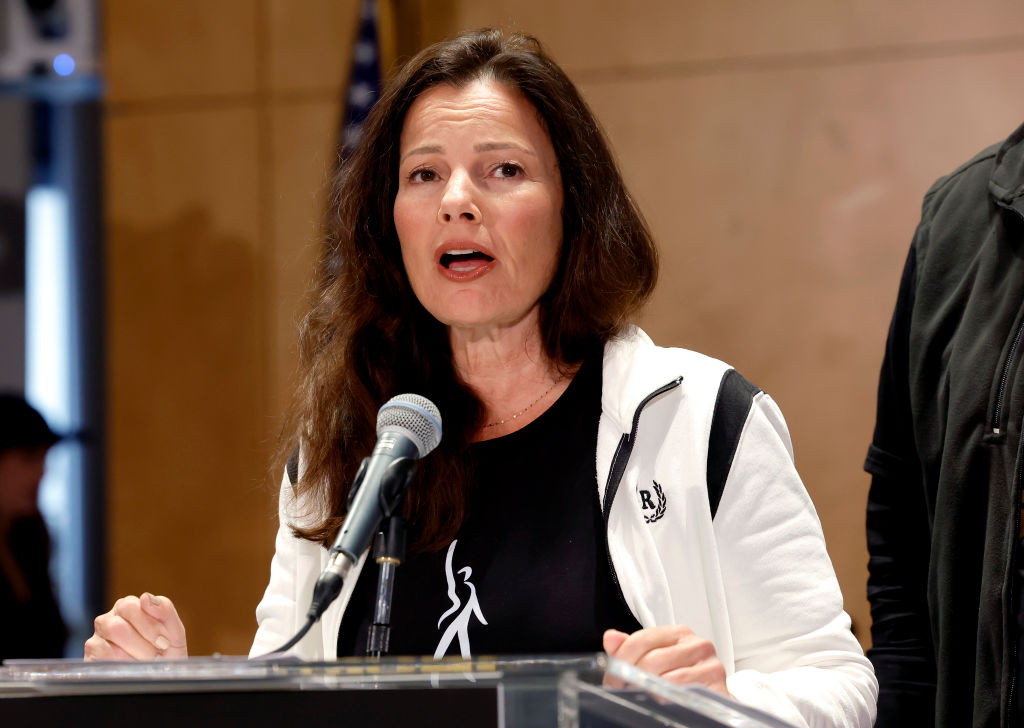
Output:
(104, 0), (369, 655)
(103, 0), (1024, 655)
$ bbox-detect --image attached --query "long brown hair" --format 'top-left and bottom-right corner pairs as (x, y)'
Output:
(284, 28), (658, 552)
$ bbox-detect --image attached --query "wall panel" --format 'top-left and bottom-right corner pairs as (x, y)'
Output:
(105, 0), (259, 103)
(103, 0), (359, 655)
(417, 0), (1024, 72)
(267, 0), (360, 93)
(267, 101), (340, 417)
(105, 107), (274, 653)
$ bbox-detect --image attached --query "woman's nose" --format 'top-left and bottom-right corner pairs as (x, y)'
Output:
(437, 171), (480, 223)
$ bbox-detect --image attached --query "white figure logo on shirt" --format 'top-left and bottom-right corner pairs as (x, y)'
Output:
(432, 539), (488, 659)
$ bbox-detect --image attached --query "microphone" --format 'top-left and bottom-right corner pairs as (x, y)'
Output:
(305, 393), (442, 623)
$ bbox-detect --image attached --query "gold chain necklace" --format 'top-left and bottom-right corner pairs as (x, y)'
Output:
(483, 381), (558, 429)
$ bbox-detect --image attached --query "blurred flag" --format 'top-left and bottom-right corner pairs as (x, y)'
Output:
(340, 0), (382, 158)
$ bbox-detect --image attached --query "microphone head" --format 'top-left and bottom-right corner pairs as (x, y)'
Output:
(377, 394), (442, 457)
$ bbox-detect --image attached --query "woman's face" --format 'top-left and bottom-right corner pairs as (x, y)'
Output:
(0, 447), (46, 519)
(393, 79), (564, 335)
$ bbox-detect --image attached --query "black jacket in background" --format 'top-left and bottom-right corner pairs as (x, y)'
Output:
(0, 514), (68, 662)
(866, 120), (1024, 728)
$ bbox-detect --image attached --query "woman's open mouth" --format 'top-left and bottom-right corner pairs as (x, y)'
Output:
(440, 249), (495, 272)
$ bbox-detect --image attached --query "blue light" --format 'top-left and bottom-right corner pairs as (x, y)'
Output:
(53, 54), (76, 77)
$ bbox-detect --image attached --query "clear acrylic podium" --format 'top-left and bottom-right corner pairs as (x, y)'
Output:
(0, 653), (796, 727)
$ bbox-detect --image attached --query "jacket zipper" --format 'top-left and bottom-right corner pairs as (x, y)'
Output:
(995, 201), (1024, 436)
(993, 318), (1024, 434)
(600, 377), (683, 597)
(1008, 426), (1023, 723)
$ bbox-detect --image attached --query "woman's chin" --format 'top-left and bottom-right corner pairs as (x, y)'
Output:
(440, 305), (543, 342)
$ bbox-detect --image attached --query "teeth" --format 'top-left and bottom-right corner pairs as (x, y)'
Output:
(447, 249), (477, 255)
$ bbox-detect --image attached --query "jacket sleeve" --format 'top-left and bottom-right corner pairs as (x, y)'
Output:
(249, 469), (325, 660)
(863, 242), (936, 725)
(713, 392), (878, 728)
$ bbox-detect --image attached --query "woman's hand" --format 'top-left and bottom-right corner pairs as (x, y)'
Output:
(84, 593), (188, 660)
(603, 625), (731, 697)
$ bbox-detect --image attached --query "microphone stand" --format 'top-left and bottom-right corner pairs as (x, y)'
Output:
(263, 456), (418, 657)
(366, 515), (406, 658)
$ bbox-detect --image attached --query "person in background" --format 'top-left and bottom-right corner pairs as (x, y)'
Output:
(0, 393), (67, 661)
(865, 120), (1024, 727)
(87, 28), (876, 726)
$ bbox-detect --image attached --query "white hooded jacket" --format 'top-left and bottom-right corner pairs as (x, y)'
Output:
(250, 327), (877, 727)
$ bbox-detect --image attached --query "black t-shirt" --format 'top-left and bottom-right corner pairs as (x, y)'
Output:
(337, 355), (642, 657)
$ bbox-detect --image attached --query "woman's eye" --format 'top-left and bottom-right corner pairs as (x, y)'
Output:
(493, 162), (523, 178)
(409, 168), (437, 183)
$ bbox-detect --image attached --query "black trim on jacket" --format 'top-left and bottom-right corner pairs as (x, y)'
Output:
(707, 370), (761, 519)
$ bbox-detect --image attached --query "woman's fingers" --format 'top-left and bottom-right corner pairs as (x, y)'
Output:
(601, 629), (632, 688)
(602, 625), (730, 697)
(89, 613), (152, 660)
(138, 593), (188, 656)
(84, 593), (188, 661)
(663, 659), (728, 694)
(607, 624), (694, 664)
(83, 632), (134, 661)
(602, 628), (629, 656)
(635, 633), (716, 676)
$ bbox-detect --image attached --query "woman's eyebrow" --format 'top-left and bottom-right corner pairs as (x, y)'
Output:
(400, 145), (442, 162)
(400, 141), (538, 163)
(475, 141), (535, 156)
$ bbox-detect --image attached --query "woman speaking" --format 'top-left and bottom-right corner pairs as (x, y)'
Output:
(86, 28), (877, 727)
